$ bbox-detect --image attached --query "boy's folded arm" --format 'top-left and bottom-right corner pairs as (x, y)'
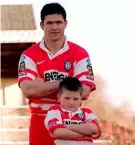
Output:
(65, 122), (99, 136)
(51, 128), (84, 139)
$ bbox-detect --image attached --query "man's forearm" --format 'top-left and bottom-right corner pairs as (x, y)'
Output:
(20, 80), (59, 99)
(65, 123), (98, 136)
(82, 84), (91, 100)
(52, 128), (84, 139)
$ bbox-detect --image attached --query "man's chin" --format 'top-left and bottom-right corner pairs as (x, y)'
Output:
(51, 36), (60, 42)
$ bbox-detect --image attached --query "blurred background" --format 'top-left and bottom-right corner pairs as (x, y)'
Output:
(0, 0), (135, 144)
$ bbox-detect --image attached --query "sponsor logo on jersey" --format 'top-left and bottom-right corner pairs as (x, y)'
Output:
(37, 60), (45, 65)
(44, 70), (68, 82)
(87, 65), (93, 76)
(19, 61), (26, 72)
(86, 58), (94, 80)
(48, 118), (59, 128)
(20, 55), (26, 62)
(86, 58), (91, 65)
(63, 119), (82, 124)
(64, 60), (72, 71)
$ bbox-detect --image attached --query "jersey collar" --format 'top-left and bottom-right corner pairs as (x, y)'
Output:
(39, 36), (69, 59)
(60, 106), (82, 115)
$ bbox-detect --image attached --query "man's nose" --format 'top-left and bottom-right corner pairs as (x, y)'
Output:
(52, 23), (58, 29)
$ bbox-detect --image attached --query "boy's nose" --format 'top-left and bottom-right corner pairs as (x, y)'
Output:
(69, 100), (74, 105)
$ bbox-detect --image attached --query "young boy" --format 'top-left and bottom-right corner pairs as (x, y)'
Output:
(45, 77), (101, 145)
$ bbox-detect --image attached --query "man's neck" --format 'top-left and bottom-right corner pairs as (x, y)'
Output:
(44, 37), (65, 55)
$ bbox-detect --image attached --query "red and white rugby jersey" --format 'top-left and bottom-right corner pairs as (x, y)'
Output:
(18, 38), (96, 114)
(45, 105), (101, 145)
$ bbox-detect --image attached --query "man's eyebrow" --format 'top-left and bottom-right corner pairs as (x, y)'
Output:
(46, 20), (63, 23)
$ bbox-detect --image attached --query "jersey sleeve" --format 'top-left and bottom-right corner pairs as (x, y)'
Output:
(44, 106), (65, 134)
(73, 47), (96, 91)
(18, 52), (38, 86)
(85, 108), (101, 139)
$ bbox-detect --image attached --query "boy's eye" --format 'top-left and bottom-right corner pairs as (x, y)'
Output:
(74, 98), (79, 101)
(65, 97), (70, 100)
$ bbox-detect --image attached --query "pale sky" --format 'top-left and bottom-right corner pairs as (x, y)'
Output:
(1, 0), (135, 110)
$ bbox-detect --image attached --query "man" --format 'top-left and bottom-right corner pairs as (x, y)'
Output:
(18, 3), (96, 145)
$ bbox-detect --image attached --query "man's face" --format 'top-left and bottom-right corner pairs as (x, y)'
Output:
(40, 14), (67, 41)
(58, 90), (82, 112)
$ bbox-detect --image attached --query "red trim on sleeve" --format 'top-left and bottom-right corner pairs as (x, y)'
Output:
(76, 72), (89, 78)
(75, 72), (96, 91)
(80, 81), (96, 91)
(25, 69), (38, 77)
(18, 77), (33, 87)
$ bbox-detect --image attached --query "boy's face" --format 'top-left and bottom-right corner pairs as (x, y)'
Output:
(58, 89), (82, 112)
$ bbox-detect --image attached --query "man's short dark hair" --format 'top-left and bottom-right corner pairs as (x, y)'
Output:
(59, 77), (83, 95)
(41, 3), (67, 22)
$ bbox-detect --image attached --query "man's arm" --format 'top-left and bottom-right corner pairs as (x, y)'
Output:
(20, 79), (59, 99)
(52, 128), (84, 139)
(82, 84), (91, 100)
(73, 47), (96, 100)
(18, 53), (60, 99)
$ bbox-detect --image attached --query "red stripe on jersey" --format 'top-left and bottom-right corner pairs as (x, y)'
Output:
(48, 118), (59, 125)
(81, 81), (96, 91)
(25, 69), (38, 77)
(76, 71), (89, 78)
(75, 72), (96, 91)
(82, 108), (93, 113)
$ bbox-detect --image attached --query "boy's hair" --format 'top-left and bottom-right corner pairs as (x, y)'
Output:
(59, 77), (83, 95)
(40, 3), (67, 22)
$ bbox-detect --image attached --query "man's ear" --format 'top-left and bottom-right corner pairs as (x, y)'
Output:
(64, 20), (68, 29)
(40, 21), (44, 30)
